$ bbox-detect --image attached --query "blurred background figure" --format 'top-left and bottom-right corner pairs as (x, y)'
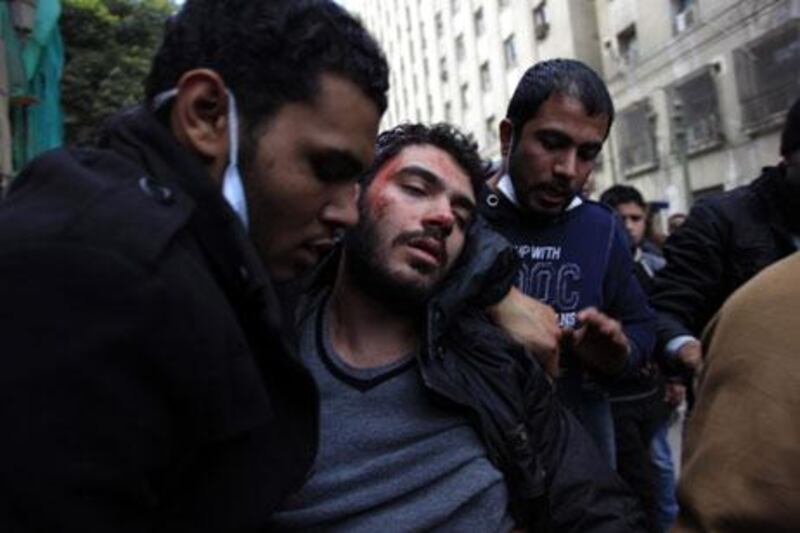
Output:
(650, 96), (800, 392)
(666, 213), (687, 236)
(675, 251), (800, 532)
(601, 185), (682, 533)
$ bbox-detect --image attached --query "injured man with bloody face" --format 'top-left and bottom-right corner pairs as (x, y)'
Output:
(270, 123), (645, 532)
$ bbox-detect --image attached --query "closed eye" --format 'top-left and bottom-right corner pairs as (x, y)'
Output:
(401, 183), (427, 196)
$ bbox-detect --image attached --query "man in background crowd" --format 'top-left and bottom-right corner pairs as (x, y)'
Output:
(651, 96), (800, 376)
(601, 184), (682, 532)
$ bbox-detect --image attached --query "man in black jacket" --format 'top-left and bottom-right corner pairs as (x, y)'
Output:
(0, 1), (387, 531)
(272, 123), (644, 532)
(651, 97), (800, 374)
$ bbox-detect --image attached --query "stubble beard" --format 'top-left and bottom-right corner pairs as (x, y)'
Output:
(507, 143), (575, 220)
(342, 206), (439, 315)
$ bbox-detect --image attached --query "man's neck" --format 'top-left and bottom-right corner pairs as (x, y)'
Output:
(326, 260), (420, 369)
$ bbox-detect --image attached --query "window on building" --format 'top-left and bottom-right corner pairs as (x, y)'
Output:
(480, 62), (492, 92)
(498, 0), (510, 8)
(533, 1), (549, 40)
(445, 101), (453, 122)
(435, 12), (444, 37)
(734, 20), (800, 131)
(456, 34), (466, 62)
(617, 24), (638, 65)
(672, 0), (696, 34)
(617, 100), (658, 175)
(427, 95), (434, 118)
(451, 0), (460, 14)
(423, 57), (429, 76)
(439, 56), (449, 82)
(460, 83), (470, 111)
(486, 115), (498, 147)
(669, 68), (724, 154)
(474, 7), (485, 36)
(503, 35), (518, 69)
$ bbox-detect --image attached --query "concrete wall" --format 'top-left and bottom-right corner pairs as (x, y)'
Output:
(594, 0), (795, 213)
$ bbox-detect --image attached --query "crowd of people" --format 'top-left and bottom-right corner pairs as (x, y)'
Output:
(0, 1), (798, 531)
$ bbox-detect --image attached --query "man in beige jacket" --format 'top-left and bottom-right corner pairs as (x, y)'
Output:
(675, 251), (800, 532)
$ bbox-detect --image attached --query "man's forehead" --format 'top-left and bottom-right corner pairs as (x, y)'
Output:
(617, 201), (645, 213)
(391, 145), (473, 193)
(526, 93), (610, 139)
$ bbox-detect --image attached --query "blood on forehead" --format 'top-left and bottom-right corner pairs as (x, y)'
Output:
(364, 154), (403, 219)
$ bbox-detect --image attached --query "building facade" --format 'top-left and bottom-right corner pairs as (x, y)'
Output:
(594, 0), (800, 213)
(351, 0), (800, 215)
(350, 0), (602, 159)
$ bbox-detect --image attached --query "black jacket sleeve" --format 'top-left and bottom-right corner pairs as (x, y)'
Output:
(517, 352), (646, 532)
(650, 197), (731, 348)
(0, 242), (273, 531)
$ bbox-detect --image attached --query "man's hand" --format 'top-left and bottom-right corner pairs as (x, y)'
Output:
(677, 339), (703, 372)
(563, 307), (629, 377)
(664, 381), (686, 408)
(486, 286), (561, 378)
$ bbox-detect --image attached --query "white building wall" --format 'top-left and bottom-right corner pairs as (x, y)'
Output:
(350, 0), (602, 160)
(595, 0), (798, 214)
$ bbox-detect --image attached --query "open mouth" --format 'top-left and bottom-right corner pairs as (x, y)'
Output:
(407, 237), (444, 266)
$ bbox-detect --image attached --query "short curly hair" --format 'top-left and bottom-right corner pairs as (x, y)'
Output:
(362, 123), (487, 197)
(145, 0), (388, 131)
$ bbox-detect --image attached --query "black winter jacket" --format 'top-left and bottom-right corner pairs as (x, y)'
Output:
(651, 166), (798, 347)
(299, 219), (645, 532)
(0, 107), (317, 531)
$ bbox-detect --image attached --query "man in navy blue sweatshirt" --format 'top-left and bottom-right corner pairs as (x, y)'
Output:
(480, 59), (656, 469)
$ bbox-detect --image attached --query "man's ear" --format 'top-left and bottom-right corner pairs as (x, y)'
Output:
(169, 69), (231, 186)
(499, 118), (514, 158)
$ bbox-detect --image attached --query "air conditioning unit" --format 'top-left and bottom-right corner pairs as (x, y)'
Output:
(675, 5), (696, 34)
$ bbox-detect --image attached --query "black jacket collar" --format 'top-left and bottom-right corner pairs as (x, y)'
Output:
(98, 105), (285, 333)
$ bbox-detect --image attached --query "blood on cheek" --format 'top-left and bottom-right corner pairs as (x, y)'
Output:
(365, 162), (401, 220)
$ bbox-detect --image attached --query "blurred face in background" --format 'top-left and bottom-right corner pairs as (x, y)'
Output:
(615, 201), (647, 248)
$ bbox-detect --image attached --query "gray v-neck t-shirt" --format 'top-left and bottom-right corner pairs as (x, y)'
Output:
(270, 295), (514, 532)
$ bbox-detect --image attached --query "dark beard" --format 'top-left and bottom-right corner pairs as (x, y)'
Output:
(507, 141), (575, 223)
(343, 212), (439, 315)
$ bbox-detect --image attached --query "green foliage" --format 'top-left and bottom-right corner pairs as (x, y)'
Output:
(61, 0), (175, 144)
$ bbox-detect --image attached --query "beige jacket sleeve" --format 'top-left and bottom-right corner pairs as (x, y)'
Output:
(674, 252), (800, 533)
